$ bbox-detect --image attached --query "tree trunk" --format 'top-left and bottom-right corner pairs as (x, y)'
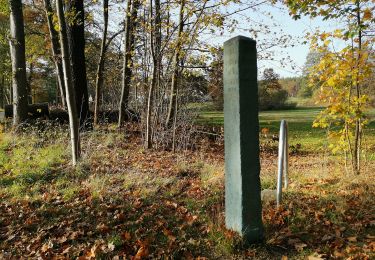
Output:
(171, 87), (179, 152)
(118, 0), (140, 127)
(56, 0), (80, 165)
(0, 76), (4, 109)
(43, 0), (66, 109)
(165, 0), (185, 127)
(9, 0), (28, 126)
(66, 0), (89, 127)
(353, 1), (363, 175)
(8, 81), (13, 105)
(27, 62), (33, 103)
(94, 0), (109, 126)
(145, 0), (161, 149)
(118, 0), (132, 127)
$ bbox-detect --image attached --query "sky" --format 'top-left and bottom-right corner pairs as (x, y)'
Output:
(204, 1), (333, 78)
(102, 0), (334, 78)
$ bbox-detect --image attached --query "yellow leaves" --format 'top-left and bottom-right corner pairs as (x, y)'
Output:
(326, 77), (336, 87)
(323, 39), (331, 47)
(313, 118), (329, 129)
(319, 32), (330, 41)
(333, 29), (342, 37)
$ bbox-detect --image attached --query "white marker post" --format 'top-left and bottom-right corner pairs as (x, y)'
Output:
(276, 120), (289, 207)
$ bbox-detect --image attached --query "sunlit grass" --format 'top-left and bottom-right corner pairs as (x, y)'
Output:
(197, 105), (375, 153)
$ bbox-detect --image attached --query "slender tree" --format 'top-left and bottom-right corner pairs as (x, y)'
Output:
(145, 0), (161, 149)
(8, 0), (28, 126)
(118, 0), (132, 127)
(94, 0), (109, 126)
(118, 0), (140, 127)
(43, 0), (66, 108)
(56, 0), (80, 165)
(165, 0), (185, 127)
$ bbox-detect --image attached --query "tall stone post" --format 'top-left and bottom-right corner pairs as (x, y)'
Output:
(224, 36), (263, 243)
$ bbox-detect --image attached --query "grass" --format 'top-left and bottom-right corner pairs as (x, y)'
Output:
(0, 108), (374, 258)
(197, 103), (375, 152)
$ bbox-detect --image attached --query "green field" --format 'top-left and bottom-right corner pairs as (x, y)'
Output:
(197, 105), (375, 151)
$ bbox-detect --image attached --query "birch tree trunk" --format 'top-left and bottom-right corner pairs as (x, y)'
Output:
(145, 0), (161, 149)
(43, 0), (66, 109)
(9, 0), (28, 126)
(94, 0), (109, 126)
(56, 0), (80, 165)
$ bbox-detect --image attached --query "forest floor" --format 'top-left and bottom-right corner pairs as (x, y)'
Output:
(0, 107), (374, 259)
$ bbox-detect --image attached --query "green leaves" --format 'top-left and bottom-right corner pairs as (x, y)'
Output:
(0, 0), (9, 16)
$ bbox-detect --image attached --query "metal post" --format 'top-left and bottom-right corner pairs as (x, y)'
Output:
(276, 120), (288, 207)
(284, 121), (288, 189)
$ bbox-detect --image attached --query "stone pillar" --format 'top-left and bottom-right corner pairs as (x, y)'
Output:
(224, 36), (263, 243)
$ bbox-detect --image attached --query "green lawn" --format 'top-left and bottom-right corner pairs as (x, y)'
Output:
(197, 105), (375, 151)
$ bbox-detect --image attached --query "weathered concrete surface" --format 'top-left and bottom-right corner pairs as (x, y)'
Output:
(224, 36), (263, 243)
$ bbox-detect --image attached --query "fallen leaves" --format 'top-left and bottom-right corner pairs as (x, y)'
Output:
(287, 238), (307, 252)
(41, 241), (53, 253)
(96, 223), (110, 234)
(122, 231), (131, 241)
(134, 240), (149, 259)
(0, 129), (374, 259)
(347, 236), (357, 243)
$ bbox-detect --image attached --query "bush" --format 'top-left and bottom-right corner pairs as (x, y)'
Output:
(258, 85), (289, 110)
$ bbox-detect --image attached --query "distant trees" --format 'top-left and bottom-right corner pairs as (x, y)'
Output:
(208, 59), (292, 111)
(279, 77), (302, 98)
(207, 48), (223, 110)
(258, 68), (289, 110)
(298, 50), (323, 98)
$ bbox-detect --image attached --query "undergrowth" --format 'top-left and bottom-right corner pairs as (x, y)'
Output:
(0, 121), (374, 259)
